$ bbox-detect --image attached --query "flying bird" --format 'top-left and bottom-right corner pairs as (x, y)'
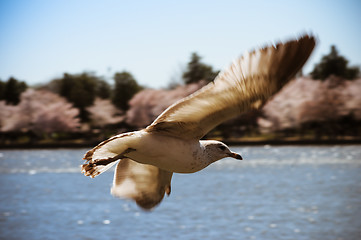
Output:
(82, 35), (316, 210)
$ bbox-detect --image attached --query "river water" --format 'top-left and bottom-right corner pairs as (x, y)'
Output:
(0, 145), (360, 240)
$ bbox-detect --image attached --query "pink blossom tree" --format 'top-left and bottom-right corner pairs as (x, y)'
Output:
(258, 77), (361, 135)
(0, 101), (17, 130)
(86, 98), (124, 128)
(0, 89), (80, 133)
(126, 81), (207, 128)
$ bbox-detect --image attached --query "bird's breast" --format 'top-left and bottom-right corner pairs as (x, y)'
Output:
(125, 131), (208, 173)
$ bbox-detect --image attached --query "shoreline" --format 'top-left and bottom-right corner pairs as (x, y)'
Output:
(224, 139), (361, 146)
(1, 139), (360, 149)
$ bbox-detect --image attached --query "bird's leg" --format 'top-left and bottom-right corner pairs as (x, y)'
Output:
(93, 148), (136, 165)
(93, 157), (120, 166)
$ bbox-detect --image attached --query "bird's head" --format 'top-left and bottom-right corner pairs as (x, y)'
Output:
(201, 140), (243, 162)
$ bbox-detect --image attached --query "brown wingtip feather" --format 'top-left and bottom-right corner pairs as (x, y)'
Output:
(83, 149), (94, 161)
(134, 184), (172, 210)
(262, 34), (316, 89)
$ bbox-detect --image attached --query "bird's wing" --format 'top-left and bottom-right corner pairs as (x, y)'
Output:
(81, 132), (136, 178)
(111, 158), (173, 210)
(146, 35), (316, 140)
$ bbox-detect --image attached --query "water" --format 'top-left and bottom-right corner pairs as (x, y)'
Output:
(0, 146), (360, 240)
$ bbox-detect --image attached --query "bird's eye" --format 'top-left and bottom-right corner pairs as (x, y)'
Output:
(219, 145), (226, 151)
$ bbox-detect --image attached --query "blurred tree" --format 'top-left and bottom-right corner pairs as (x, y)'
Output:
(0, 77), (27, 105)
(182, 52), (219, 84)
(112, 71), (142, 111)
(96, 79), (112, 99)
(48, 74), (111, 99)
(1, 89), (80, 134)
(0, 80), (4, 100)
(87, 98), (124, 128)
(53, 73), (103, 121)
(311, 45), (360, 80)
(126, 81), (206, 128)
(258, 77), (361, 139)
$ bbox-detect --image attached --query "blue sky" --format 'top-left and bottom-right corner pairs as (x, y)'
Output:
(1, 0), (360, 88)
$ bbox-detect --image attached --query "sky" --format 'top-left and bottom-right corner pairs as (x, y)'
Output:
(1, 0), (360, 89)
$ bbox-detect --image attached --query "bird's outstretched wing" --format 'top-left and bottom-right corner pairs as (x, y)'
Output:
(111, 158), (173, 210)
(146, 35), (316, 140)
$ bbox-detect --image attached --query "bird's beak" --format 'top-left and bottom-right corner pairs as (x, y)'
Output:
(228, 152), (243, 160)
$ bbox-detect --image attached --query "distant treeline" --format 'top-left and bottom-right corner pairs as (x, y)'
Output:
(0, 45), (360, 145)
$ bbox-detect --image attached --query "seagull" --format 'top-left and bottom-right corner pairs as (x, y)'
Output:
(82, 35), (315, 210)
